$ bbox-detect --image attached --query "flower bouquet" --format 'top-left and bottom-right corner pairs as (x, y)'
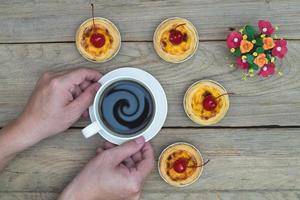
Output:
(227, 20), (288, 79)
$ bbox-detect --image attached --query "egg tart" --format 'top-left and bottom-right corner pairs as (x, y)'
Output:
(154, 17), (199, 63)
(76, 17), (121, 62)
(158, 142), (203, 187)
(184, 80), (230, 126)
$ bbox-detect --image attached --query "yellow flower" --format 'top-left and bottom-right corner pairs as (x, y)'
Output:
(240, 40), (254, 54)
(271, 57), (275, 63)
(254, 53), (268, 68)
(263, 37), (275, 50)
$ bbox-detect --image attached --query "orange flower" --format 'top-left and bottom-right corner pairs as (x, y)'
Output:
(254, 53), (268, 68)
(263, 37), (275, 50)
(240, 40), (254, 53)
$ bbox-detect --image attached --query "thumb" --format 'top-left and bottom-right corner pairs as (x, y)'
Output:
(108, 137), (145, 166)
(68, 82), (100, 117)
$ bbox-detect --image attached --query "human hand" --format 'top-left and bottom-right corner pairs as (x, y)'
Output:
(59, 137), (155, 200)
(17, 68), (101, 143)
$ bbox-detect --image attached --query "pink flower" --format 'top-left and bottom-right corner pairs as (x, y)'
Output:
(236, 57), (249, 69)
(259, 63), (275, 77)
(272, 39), (288, 59)
(227, 32), (242, 48)
(258, 20), (274, 35)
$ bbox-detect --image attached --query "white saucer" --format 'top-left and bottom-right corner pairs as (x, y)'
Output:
(88, 67), (168, 145)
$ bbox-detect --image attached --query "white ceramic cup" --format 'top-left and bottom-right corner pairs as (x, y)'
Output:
(82, 67), (168, 145)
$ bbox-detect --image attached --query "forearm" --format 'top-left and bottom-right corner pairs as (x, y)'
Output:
(0, 118), (43, 171)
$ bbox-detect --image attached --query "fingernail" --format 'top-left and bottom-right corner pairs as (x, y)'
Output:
(135, 137), (145, 145)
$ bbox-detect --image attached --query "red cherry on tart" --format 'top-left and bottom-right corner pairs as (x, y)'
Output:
(203, 93), (233, 111)
(202, 95), (217, 111)
(173, 158), (188, 173)
(90, 33), (106, 48)
(89, 3), (106, 49)
(169, 29), (184, 45)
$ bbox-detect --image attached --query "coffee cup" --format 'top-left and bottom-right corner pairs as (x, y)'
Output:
(82, 67), (168, 145)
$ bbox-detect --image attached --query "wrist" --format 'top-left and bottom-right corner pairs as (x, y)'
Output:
(59, 183), (88, 200)
(16, 114), (49, 143)
(0, 117), (44, 157)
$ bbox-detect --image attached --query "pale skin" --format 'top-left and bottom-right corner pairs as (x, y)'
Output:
(0, 68), (155, 200)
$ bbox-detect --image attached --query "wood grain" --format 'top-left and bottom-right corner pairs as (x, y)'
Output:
(0, 0), (300, 42)
(0, 42), (299, 127)
(1, 191), (300, 200)
(0, 128), (299, 192)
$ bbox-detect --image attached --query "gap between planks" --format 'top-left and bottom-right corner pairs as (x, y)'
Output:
(0, 38), (300, 45)
(1, 126), (300, 130)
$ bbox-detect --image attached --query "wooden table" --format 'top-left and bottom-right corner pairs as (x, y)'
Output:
(1, 1), (300, 199)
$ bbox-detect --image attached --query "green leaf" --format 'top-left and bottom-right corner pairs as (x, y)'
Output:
(244, 25), (256, 40)
(256, 47), (264, 53)
(255, 37), (263, 46)
(250, 63), (259, 71)
(266, 53), (273, 62)
(246, 54), (254, 64)
(233, 48), (241, 57)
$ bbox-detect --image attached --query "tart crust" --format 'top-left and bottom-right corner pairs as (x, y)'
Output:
(76, 17), (121, 62)
(158, 143), (203, 187)
(184, 80), (230, 125)
(154, 17), (199, 63)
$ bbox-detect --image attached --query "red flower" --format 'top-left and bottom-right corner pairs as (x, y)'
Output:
(236, 57), (249, 69)
(272, 39), (288, 59)
(227, 32), (242, 48)
(258, 20), (274, 35)
(259, 63), (275, 77)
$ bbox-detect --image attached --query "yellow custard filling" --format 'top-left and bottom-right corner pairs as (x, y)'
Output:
(160, 24), (192, 55)
(81, 26), (114, 57)
(154, 18), (198, 63)
(165, 150), (197, 181)
(191, 86), (224, 120)
(76, 18), (121, 62)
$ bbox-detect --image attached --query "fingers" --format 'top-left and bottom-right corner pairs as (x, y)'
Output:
(70, 85), (83, 99)
(82, 110), (89, 119)
(103, 141), (136, 168)
(135, 142), (155, 180)
(79, 80), (93, 91)
(123, 157), (136, 168)
(96, 147), (104, 154)
(96, 141), (115, 155)
(68, 82), (100, 117)
(107, 137), (145, 166)
(132, 152), (143, 163)
(103, 141), (116, 150)
(62, 68), (102, 86)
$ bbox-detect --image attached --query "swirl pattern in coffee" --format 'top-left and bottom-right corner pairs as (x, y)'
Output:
(99, 80), (154, 135)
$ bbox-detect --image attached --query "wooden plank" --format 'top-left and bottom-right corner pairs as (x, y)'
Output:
(0, 128), (299, 192)
(0, 0), (300, 42)
(0, 192), (56, 200)
(1, 191), (300, 200)
(0, 42), (300, 127)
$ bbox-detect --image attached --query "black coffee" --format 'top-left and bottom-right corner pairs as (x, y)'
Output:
(99, 80), (154, 135)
